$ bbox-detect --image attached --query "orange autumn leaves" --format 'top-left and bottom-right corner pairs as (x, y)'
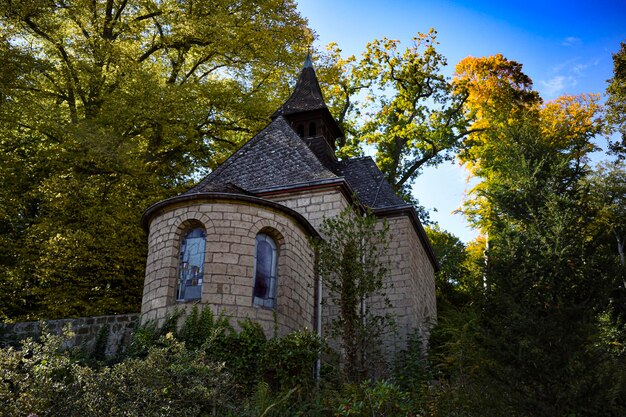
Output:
(453, 54), (602, 176)
(452, 54), (603, 233)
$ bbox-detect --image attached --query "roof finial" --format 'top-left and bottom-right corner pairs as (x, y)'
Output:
(303, 49), (313, 69)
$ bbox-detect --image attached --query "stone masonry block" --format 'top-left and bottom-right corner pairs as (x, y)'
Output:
(226, 264), (249, 276)
(230, 243), (253, 255)
(210, 242), (231, 253)
(212, 253), (239, 264)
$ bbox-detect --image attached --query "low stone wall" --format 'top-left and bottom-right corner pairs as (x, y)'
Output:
(0, 313), (139, 357)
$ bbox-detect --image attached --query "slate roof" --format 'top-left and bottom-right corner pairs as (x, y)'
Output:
(185, 116), (337, 195)
(185, 117), (408, 210)
(165, 56), (436, 269)
(271, 63), (327, 118)
(336, 158), (409, 209)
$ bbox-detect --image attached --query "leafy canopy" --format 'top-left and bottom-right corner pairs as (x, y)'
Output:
(0, 0), (311, 320)
(317, 30), (474, 202)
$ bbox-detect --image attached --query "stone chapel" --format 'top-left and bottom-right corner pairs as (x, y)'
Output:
(140, 55), (438, 346)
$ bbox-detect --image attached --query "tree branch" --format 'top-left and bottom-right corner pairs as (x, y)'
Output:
(137, 43), (162, 62)
(133, 11), (163, 22)
(23, 17), (87, 112)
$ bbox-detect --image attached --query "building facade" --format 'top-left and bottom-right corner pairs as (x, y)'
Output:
(140, 56), (438, 345)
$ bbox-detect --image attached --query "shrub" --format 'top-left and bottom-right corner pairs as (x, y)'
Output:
(335, 380), (415, 417)
(0, 327), (236, 417)
(261, 329), (321, 392)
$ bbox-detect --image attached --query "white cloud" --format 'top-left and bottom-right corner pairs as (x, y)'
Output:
(562, 36), (581, 46)
(550, 58), (578, 73)
(540, 57), (600, 98)
(571, 63), (588, 75)
(540, 75), (577, 97)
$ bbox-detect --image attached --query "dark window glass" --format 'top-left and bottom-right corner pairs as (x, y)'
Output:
(309, 122), (316, 136)
(253, 233), (277, 308)
(297, 125), (305, 137)
(177, 228), (206, 300)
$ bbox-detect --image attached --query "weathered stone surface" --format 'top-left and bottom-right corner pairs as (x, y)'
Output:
(0, 313), (139, 357)
(141, 199), (316, 337)
(142, 187), (437, 350)
(373, 215), (436, 347)
(268, 187), (349, 233)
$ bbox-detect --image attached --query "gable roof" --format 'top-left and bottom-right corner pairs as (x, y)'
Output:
(184, 117), (409, 211)
(336, 157), (408, 209)
(185, 116), (337, 195)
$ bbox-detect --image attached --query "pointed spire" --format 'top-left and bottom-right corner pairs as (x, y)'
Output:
(270, 52), (326, 118)
(269, 51), (344, 166)
(303, 50), (313, 68)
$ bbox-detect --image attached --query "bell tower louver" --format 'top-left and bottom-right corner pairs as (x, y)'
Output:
(271, 53), (343, 169)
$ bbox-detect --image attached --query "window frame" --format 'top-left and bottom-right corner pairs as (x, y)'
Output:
(176, 227), (206, 301)
(252, 233), (278, 308)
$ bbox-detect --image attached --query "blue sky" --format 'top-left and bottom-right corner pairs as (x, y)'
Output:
(297, 0), (626, 242)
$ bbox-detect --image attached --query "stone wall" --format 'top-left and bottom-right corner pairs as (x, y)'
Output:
(267, 187), (350, 340)
(374, 215), (436, 348)
(270, 188), (437, 349)
(266, 187), (350, 232)
(0, 313), (138, 357)
(142, 198), (317, 337)
(142, 188), (437, 351)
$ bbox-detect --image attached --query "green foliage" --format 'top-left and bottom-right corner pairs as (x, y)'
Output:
(0, 328), (234, 417)
(177, 305), (233, 350)
(124, 308), (184, 358)
(410, 52), (626, 415)
(90, 323), (110, 363)
(128, 307), (323, 400)
(586, 161), (626, 286)
(0, 0), (312, 321)
(318, 30), (473, 201)
(244, 381), (299, 417)
(261, 329), (321, 392)
(425, 225), (483, 308)
(427, 116), (626, 415)
(335, 380), (415, 417)
(8, 302), (619, 416)
(606, 41), (626, 157)
(392, 329), (429, 392)
(220, 318), (268, 392)
(314, 208), (394, 382)
(0, 309), (330, 417)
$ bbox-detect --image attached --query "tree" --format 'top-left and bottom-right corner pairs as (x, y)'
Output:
(424, 53), (626, 416)
(606, 41), (626, 157)
(317, 30), (474, 201)
(0, 0), (311, 320)
(479, 125), (624, 416)
(314, 209), (392, 382)
(453, 54), (541, 175)
(427, 121), (625, 416)
(424, 225), (483, 308)
(587, 161), (626, 283)
(453, 55), (602, 233)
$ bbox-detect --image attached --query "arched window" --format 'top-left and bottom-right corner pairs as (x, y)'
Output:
(253, 233), (277, 308)
(177, 228), (206, 301)
(308, 122), (316, 136)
